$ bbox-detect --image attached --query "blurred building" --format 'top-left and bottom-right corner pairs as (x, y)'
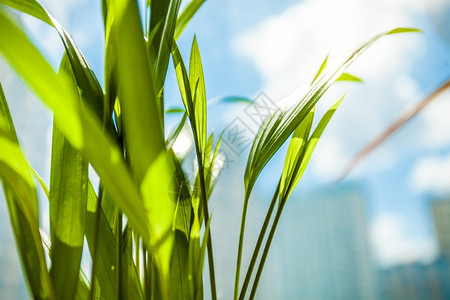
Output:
(431, 199), (450, 257)
(257, 185), (377, 299)
(375, 198), (450, 300)
(377, 258), (450, 300)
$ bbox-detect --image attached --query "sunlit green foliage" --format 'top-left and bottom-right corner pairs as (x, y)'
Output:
(0, 0), (419, 299)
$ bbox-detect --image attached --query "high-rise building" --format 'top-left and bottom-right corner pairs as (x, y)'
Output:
(431, 199), (450, 256)
(377, 258), (450, 300)
(256, 184), (377, 299)
(375, 198), (450, 300)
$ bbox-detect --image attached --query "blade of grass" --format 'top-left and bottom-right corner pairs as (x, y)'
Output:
(0, 83), (54, 299)
(244, 28), (421, 199)
(336, 73), (363, 82)
(0, 7), (152, 250)
(167, 112), (188, 150)
(174, 0), (205, 40)
(0, 0), (105, 120)
(246, 97), (345, 299)
(172, 37), (217, 300)
(168, 151), (193, 300)
(235, 29), (420, 297)
(111, 1), (177, 294)
(48, 54), (89, 300)
(150, 0), (182, 92)
(189, 36), (207, 157)
(278, 108), (314, 203)
(311, 54), (328, 85)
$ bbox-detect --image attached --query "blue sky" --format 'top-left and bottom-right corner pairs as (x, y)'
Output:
(1, 0), (450, 282)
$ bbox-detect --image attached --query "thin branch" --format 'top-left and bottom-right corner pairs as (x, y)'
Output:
(336, 79), (450, 184)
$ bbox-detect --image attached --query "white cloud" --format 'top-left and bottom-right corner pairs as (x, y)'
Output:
(417, 87), (450, 148)
(171, 127), (193, 158)
(425, 0), (450, 44)
(309, 135), (349, 181)
(17, 0), (101, 68)
(232, 0), (428, 182)
(370, 213), (438, 267)
(233, 0), (424, 98)
(410, 153), (450, 196)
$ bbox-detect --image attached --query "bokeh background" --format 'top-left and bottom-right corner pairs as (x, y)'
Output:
(0, 0), (449, 298)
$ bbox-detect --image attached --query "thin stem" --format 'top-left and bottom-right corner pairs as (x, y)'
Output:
(89, 187), (103, 300)
(143, 249), (150, 300)
(249, 203), (285, 300)
(239, 184), (279, 299)
(196, 155), (217, 300)
(234, 193), (249, 300)
(135, 236), (140, 279)
(116, 211), (123, 300)
(336, 79), (450, 184)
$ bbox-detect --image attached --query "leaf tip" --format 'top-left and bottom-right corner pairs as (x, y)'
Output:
(387, 27), (423, 35)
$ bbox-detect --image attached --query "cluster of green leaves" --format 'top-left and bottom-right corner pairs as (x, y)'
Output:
(0, 0), (419, 299)
(0, 0), (214, 299)
(233, 29), (420, 300)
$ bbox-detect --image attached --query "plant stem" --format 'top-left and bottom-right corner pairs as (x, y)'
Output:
(234, 193), (249, 300)
(196, 155), (217, 300)
(89, 186), (103, 300)
(116, 211), (123, 300)
(249, 203), (285, 300)
(135, 236), (140, 280)
(143, 249), (150, 300)
(239, 184), (279, 299)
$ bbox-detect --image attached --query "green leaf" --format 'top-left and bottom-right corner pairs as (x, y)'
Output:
(207, 96), (253, 106)
(204, 134), (224, 198)
(166, 107), (186, 114)
(111, 1), (175, 293)
(279, 96), (344, 205)
(174, 0), (206, 40)
(169, 157), (192, 300)
(336, 73), (363, 82)
(150, 0), (182, 92)
(278, 108), (314, 203)
(172, 41), (196, 132)
(85, 184), (116, 300)
(48, 55), (88, 300)
(387, 27), (422, 34)
(189, 36), (207, 156)
(85, 185), (143, 300)
(0, 0), (105, 121)
(168, 151), (193, 295)
(29, 166), (49, 198)
(236, 28), (419, 297)
(244, 27), (418, 199)
(311, 55), (328, 85)
(0, 0), (51, 24)
(293, 96), (345, 192)
(167, 112), (188, 151)
(74, 272), (91, 300)
(0, 82), (54, 299)
(0, 7), (151, 252)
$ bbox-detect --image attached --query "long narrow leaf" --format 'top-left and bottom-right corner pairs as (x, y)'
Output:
(0, 8), (151, 248)
(174, 0), (205, 40)
(278, 108), (314, 203)
(0, 0), (104, 120)
(111, 1), (176, 293)
(244, 27), (421, 199)
(0, 82), (54, 299)
(189, 36), (207, 156)
(48, 55), (88, 300)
